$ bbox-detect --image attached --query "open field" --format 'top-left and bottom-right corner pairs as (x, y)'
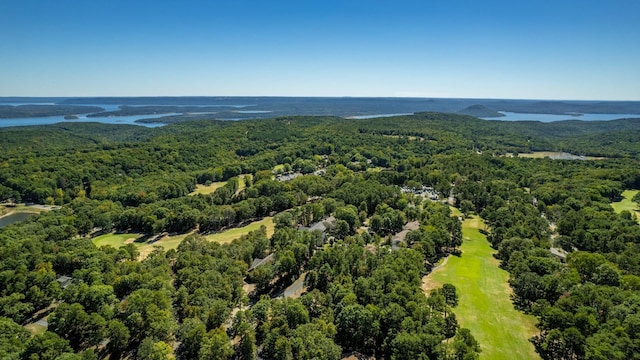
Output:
(515, 151), (605, 160)
(204, 217), (274, 244)
(189, 181), (227, 195)
(93, 217), (275, 259)
(422, 216), (539, 360)
(611, 190), (640, 222)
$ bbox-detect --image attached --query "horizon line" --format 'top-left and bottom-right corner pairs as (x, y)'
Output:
(1, 95), (640, 102)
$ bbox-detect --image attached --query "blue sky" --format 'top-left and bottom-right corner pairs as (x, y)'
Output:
(1, 0), (639, 100)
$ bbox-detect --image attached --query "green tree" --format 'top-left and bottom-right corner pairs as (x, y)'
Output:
(199, 327), (233, 360)
(177, 318), (206, 360)
(48, 303), (106, 350)
(20, 331), (73, 360)
(136, 337), (175, 360)
(106, 319), (130, 358)
(0, 316), (30, 359)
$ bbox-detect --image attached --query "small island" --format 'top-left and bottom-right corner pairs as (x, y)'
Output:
(64, 115), (79, 120)
(458, 104), (505, 117)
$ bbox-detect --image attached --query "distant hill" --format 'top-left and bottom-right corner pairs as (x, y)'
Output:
(457, 104), (504, 117)
(486, 100), (640, 115)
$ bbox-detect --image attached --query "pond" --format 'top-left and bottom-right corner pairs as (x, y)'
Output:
(0, 212), (34, 228)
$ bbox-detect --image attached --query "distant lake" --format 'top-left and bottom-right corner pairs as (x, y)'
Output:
(0, 113), (175, 128)
(0, 102), (262, 128)
(481, 111), (640, 122)
(0, 212), (33, 228)
(346, 113), (414, 119)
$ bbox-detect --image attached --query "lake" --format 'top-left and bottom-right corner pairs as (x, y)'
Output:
(2, 101), (640, 128)
(481, 111), (640, 122)
(346, 113), (414, 119)
(0, 102), (258, 128)
(0, 113), (176, 128)
(0, 212), (34, 228)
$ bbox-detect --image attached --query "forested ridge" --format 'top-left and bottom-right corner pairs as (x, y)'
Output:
(2, 113), (640, 359)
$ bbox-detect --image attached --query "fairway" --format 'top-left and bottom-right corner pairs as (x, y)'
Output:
(204, 217), (274, 244)
(140, 217), (274, 258)
(422, 216), (539, 360)
(137, 233), (191, 259)
(92, 217), (275, 260)
(611, 190), (640, 222)
(189, 175), (249, 196)
(189, 181), (227, 195)
(92, 232), (143, 248)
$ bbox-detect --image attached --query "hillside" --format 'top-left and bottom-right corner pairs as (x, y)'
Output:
(1, 113), (640, 360)
(457, 104), (504, 117)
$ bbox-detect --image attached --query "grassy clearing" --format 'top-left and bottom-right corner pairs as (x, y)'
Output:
(517, 151), (563, 158)
(516, 151), (604, 160)
(24, 323), (47, 336)
(92, 232), (143, 248)
(237, 174), (248, 193)
(189, 174), (249, 196)
(382, 134), (424, 141)
(422, 216), (539, 360)
(137, 233), (191, 259)
(448, 206), (463, 217)
(189, 181), (227, 196)
(92, 231), (184, 259)
(204, 217), (274, 244)
(94, 217), (275, 260)
(611, 190), (640, 222)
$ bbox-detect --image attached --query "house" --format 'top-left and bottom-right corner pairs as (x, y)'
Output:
(298, 216), (336, 246)
(56, 276), (73, 289)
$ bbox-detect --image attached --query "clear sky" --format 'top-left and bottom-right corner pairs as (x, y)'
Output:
(1, 0), (639, 100)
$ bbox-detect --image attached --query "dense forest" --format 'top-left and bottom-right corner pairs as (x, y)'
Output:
(1, 113), (640, 359)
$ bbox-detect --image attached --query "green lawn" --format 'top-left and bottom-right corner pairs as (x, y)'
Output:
(137, 233), (191, 259)
(422, 216), (539, 360)
(141, 217), (273, 258)
(92, 232), (143, 248)
(449, 206), (463, 217)
(237, 174), (248, 193)
(189, 181), (227, 195)
(611, 190), (640, 222)
(24, 323), (47, 336)
(204, 217), (274, 244)
(92, 232), (182, 259)
(189, 174), (249, 196)
(93, 217), (275, 259)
